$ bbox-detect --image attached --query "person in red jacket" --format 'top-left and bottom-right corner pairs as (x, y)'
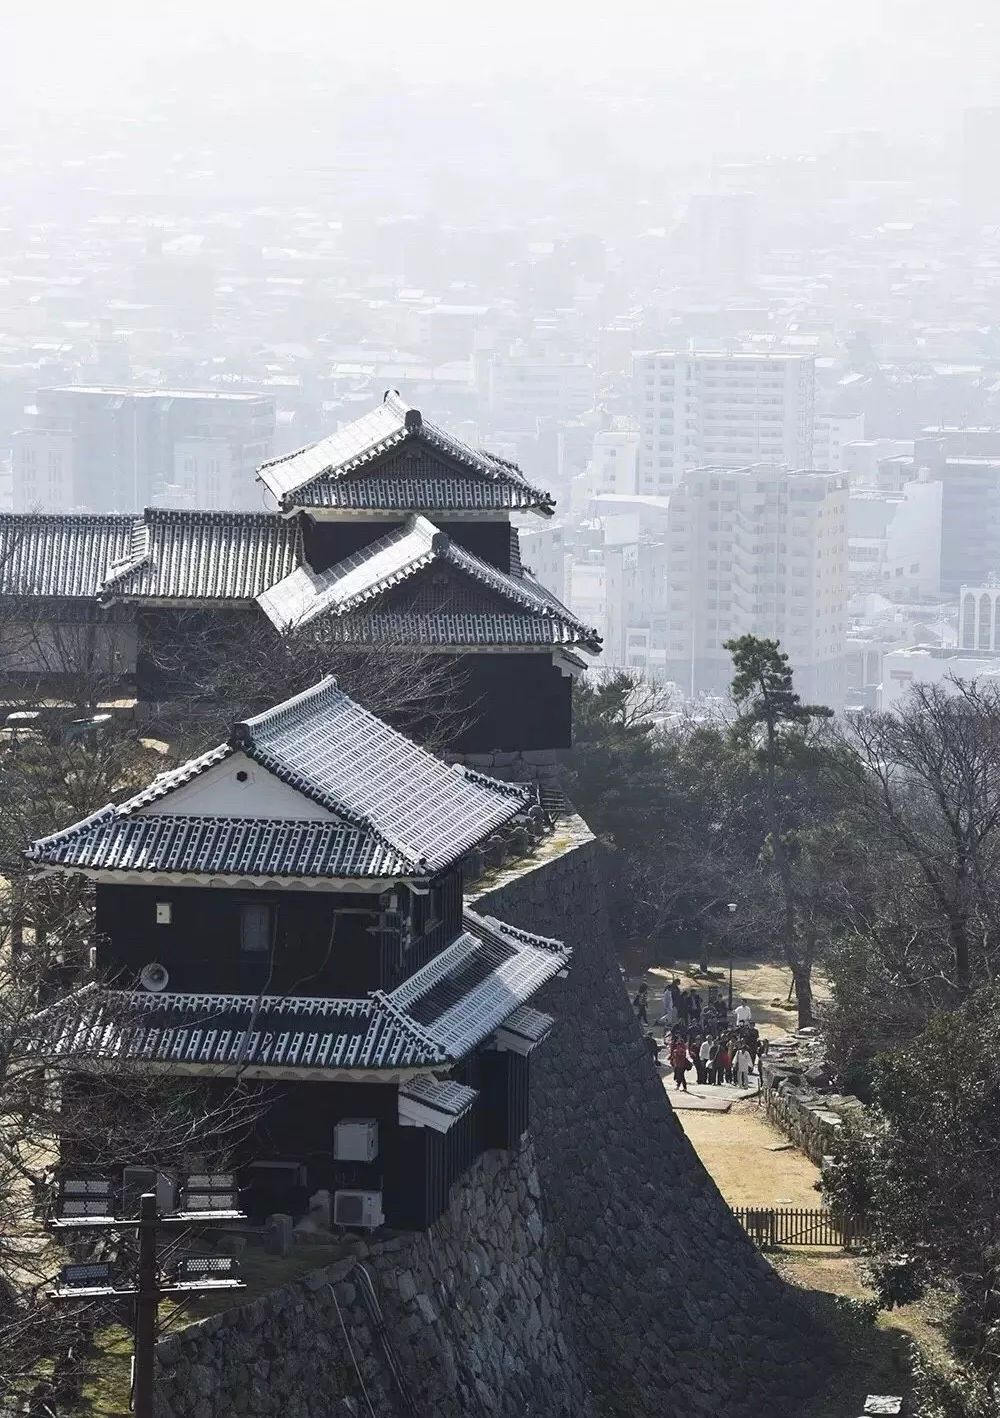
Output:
(670, 1039), (689, 1093)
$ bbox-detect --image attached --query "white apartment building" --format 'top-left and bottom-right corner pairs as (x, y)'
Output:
(517, 521), (569, 605)
(879, 646), (1000, 710)
(588, 427), (640, 497)
(12, 387), (275, 513)
(840, 438), (913, 484)
(663, 464), (849, 706)
(848, 481), (942, 598)
(959, 583), (1000, 651)
(633, 352), (815, 496)
(813, 413), (865, 471)
(488, 355), (596, 429)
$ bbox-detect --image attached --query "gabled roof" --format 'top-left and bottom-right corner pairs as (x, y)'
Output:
(100, 509), (301, 604)
(257, 392), (554, 516)
(30, 908), (569, 1076)
(0, 513), (136, 599)
(256, 514), (601, 651)
(26, 677), (531, 881)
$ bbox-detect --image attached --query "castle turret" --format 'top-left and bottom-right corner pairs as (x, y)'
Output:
(27, 676), (570, 1229)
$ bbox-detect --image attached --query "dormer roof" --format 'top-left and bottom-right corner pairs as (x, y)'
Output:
(25, 677), (532, 884)
(257, 391), (555, 517)
(257, 513), (601, 651)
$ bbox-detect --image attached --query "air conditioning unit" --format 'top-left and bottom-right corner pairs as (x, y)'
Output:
(122, 1167), (176, 1216)
(334, 1119), (379, 1162)
(333, 1189), (384, 1231)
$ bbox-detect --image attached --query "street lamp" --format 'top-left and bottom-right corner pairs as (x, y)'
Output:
(727, 902), (737, 1010)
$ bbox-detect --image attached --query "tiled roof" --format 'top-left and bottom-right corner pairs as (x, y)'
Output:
(257, 392), (554, 516)
(100, 509), (301, 603)
(299, 471), (546, 513)
(32, 909), (570, 1073)
(320, 612), (586, 646)
(27, 677), (531, 880)
(497, 1004), (555, 1047)
(398, 1076), (478, 1119)
(25, 812), (413, 880)
(0, 514), (136, 599)
(257, 514), (601, 651)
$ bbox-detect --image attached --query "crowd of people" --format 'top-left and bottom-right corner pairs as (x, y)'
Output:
(632, 978), (769, 1094)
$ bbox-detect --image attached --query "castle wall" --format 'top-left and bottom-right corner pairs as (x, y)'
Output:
(154, 823), (819, 1417)
(470, 821), (818, 1418)
(153, 1144), (591, 1418)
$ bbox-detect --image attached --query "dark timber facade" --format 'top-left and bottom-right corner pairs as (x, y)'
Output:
(27, 678), (570, 1230)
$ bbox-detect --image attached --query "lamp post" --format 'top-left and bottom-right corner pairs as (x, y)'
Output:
(727, 902), (737, 1010)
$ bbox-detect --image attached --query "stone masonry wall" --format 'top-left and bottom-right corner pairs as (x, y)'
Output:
(762, 1056), (867, 1167)
(470, 820), (820, 1418)
(154, 1143), (591, 1418)
(154, 821), (822, 1418)
(448, 746), (563, 784)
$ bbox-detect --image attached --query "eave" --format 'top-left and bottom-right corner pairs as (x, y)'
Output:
(26, 863), (427, 893)
(65, 1057), (442, 1084)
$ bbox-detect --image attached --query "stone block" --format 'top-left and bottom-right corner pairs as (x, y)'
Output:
(308, 1189), (332, 1228)
(264, 1213), (294, 1257)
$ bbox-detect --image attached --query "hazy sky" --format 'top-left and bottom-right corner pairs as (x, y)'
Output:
(6, 0), (1000, 141)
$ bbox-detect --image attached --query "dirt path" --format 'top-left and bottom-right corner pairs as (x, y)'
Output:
(629, 950), (943, 1413)
(677, 1101), (822, 1208)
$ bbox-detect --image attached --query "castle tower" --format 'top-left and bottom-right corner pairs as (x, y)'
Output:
(27, 677), (570, 1229)
(255, 392), (600, 768)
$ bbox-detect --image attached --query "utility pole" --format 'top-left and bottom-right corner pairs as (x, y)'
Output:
(132, 1193), (158, 1418)
(50, 1172), (244, 1414)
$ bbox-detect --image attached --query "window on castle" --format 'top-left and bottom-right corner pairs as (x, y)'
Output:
(240, 903), (274, 991)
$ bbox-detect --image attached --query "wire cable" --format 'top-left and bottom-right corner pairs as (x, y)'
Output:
(328, 1282), (378, 1418)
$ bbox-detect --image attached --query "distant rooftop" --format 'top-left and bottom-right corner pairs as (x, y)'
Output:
(36, 386), (268, 401)
(637, 350), (813, 362)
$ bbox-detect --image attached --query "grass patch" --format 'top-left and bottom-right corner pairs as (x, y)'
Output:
(80, 1241), (351, 1412)
(80, 1326), (133, 1417)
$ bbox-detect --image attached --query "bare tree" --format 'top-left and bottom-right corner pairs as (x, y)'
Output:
(137, 606), (472, 757)
(845, 678), (1000, 1000)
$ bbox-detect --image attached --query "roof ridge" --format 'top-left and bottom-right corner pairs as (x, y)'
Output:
(369, 989), (449, 1064)
(25, 803), (119, 859)
(231, 674), (342, 743)
(143, 508), (285, 525)
(101, 516), (151, 594)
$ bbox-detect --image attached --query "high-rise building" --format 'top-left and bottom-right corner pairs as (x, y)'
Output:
(586, 427), (640, 497)
(633, 352), (815, 495)
(813, 412), (865, 472)
(12, 388), (276, 514)
(879, 436), (1000, 592)
(848, 481), (942, 598)
(663, 464), (848, 706)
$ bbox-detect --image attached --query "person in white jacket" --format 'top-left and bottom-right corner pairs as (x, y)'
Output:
(733, 1046), (753, 1088)
(698, 1037), (712, 1085)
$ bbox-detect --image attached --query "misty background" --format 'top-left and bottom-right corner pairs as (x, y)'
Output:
(6, 0), (1000, 713)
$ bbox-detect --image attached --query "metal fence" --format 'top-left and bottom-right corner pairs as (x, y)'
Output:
(733, 1206), (870, 1249)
